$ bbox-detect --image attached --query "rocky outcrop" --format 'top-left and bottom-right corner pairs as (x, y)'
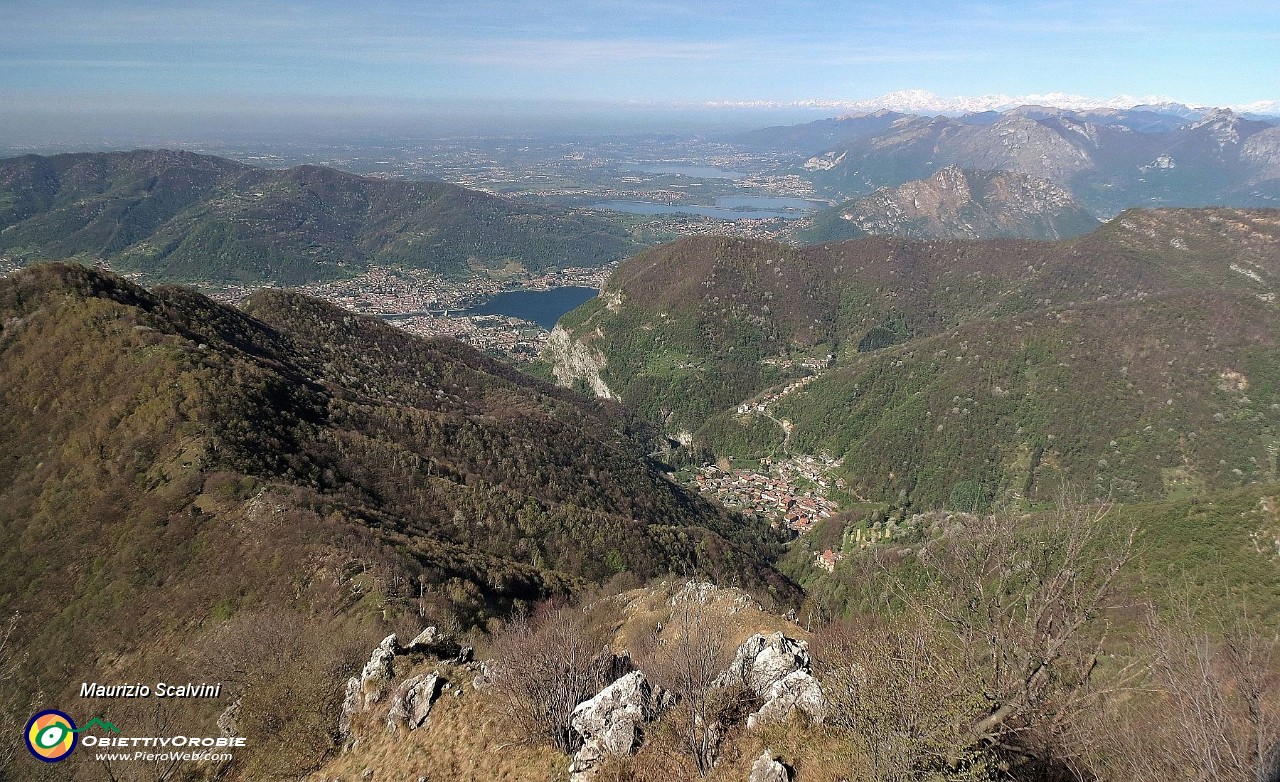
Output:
(569, 671), (676, 781)
(547, 325), (616, 400)
(359, 633), (399, 705)
(471, 660), (493, 692)
(748, 751), (792, 782)
(716, 632), (810, 694)
(716, 632), (825, 729)
(1243, 127), (1280, 182)
(339, 627), (466, 740)
(750, 670), (826, 729)
(386, 673), (445, 731)
(340, 632), (401, 737)
(339, 677), (362, 739)
(669, 580), (760, 613)
(824, 166), (1099, 242)
(216, 698), (241, 738)
(404, 627), (470, 663)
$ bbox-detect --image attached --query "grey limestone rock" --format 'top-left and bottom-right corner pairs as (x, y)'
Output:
(717, 632), (825, 729)
(386, 673), (445, 731)
(568, 671), (676, 781)
(216, 698), (241, 738)
(471, 660), (494, 692)
(749, 670), (826, 729)
(339, 632), (400, 739)
(338, 677), (362, 739)
(405, 626), (464, 660)
(715, 632), (811, 696)
(359, 633), (399, 704)
(748, 751), (792, 782)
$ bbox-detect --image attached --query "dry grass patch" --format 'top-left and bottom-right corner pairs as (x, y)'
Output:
(310, 660), (565, 782)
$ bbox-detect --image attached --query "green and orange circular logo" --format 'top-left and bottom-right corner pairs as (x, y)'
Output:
(25, 710), (77, 762)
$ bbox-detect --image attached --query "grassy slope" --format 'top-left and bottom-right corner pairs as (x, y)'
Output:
(777, 289), (1280, 508)
(783, 482), (1280, 632)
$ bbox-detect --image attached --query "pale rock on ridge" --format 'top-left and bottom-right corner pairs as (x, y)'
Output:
(569, 671), (676, 781)
(386, 673), (444, 731)
(715, 632), (826, 729)
(748, 750), (792, 782)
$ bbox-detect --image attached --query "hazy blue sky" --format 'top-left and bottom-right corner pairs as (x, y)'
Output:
(1, 0), (1277, 130)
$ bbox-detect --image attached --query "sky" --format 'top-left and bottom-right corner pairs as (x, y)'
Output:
(2, 0), (1278, 139)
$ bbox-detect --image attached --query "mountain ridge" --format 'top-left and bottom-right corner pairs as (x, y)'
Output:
(0, 150), (643, 284)
(0, 262), (798, 726)
(551, 208), (1280, 507)
(798, 165), (1101, 243)
(748, 91), (1280, 118)
(780, 108), (1280, 214)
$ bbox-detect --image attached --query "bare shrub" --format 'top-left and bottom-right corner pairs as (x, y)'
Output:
(808, 496), (1137, 777)
(201, 611), (367, 780)
(487, 601), (614, 754)
(96, 698), (196, 782)
(814, 607), (996, 781)
(1086, 595), (1280, 782)
(639, 596), (746, 775)
(903, 498), (1137, 772)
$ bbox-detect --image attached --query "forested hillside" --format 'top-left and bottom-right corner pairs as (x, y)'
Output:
(0, 151), (643, 283)
(0, 263), (796, 778)
(552, 208), (1280, 507)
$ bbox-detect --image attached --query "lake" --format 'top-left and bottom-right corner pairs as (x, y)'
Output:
(592, 196), (822, 221)
(625, 163), (749, 180)
(469, 286), (599, 329)
(714, 196), (821, 210)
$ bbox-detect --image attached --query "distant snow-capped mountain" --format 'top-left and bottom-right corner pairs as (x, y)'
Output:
(834, 90), (1193, 115)
(716, 90), (1279, 119)
(774, 104), (1280, 215)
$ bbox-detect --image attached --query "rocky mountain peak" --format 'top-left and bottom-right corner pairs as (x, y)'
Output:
(1192, 107), (1241, 127)
(809, 167), (1099, 242)
(929, 164), (971, 190)
(1185, 107), (1265, 149)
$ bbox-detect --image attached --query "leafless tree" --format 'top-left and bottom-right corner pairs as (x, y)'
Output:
(487, 602), (614, 754)
(1128, 597), (1280, 781)
(815, 607), (996, 782)
(98, 698), (191, 782)
(902, 496), (1139, 770)
(638, 596), (743, 776)
(199, 611), (365, 779)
